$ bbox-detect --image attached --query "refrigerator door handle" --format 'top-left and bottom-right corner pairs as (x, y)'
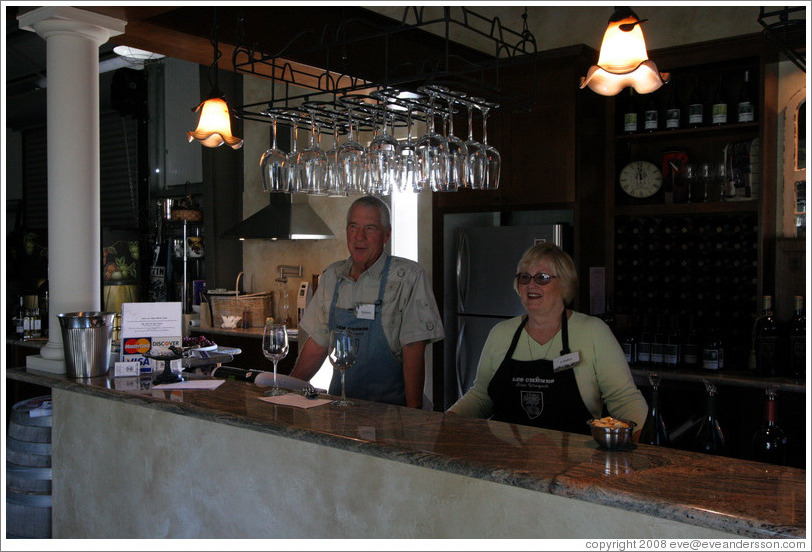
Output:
(457, 231), (470, 313)
(455, 319), (466, 398)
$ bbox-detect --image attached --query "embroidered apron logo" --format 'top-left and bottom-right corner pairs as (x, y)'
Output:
(521, 390), (544, 419)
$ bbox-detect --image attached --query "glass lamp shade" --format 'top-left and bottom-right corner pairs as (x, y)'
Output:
(187, 97), (243, 149)
(580, 13), (670, 96)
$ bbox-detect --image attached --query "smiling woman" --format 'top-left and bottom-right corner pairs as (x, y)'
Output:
(447, 241), (648, 436)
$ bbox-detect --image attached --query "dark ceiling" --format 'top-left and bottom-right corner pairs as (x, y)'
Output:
(5, 5), (506, 130)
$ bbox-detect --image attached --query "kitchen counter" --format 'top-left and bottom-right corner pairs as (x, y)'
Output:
(6, 366), (805, 539)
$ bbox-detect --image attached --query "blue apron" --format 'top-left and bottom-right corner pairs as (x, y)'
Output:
(327, 255), (406, 405)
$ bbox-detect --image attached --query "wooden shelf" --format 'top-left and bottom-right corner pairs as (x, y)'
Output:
(631, 367), (805, 393)
(615, 122), (759, 143)
(614, 200), (759, 216)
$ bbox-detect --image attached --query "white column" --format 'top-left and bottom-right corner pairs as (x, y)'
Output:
(18, 7), (125, 373)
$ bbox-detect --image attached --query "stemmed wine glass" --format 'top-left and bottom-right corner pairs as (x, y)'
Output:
(463, 99), (485, 189)
(443, 100), (468, 192)
(285, 110), (303, 193)
(479, 103), (501, 190)
(368, 95), (400, 195)
(399, 105), (419, 193)
(415, 87), (448, 192)
(298, 107), (329, 195)
(328, 328), (358, 407)
(262, 321), (289, 397)
(259, 110), (288, 192)
(338, 99), (368, 195)
(324, 108), (346, 197)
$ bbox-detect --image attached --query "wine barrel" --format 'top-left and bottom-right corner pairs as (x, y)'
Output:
(6, 395), (52, 539)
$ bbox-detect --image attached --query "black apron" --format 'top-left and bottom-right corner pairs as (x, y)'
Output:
(487, 310), (593, 433)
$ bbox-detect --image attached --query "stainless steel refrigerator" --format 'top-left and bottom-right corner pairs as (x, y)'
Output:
(442, 222), (571, 409)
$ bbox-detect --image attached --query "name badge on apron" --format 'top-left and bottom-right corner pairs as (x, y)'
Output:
(355, 303), (375, 320)
(553, 351), (580, 372)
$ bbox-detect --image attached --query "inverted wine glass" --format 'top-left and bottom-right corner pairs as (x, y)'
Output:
(479, 103), (501, 190)
(337, 100), (368, 195)
(285, 110), (303, 193)
(324, 109), (346, 197)
(262, 322), (289, 397)
(399, 106), (419, 193)
(463, 99), (485, 189)
(415, 88), (448, 192)
(259, 110), (288, 192)
(368, 98), (400, 195)
(443, 101), (468, 192)
(328, 329), (359, 407)
(298, 108), (329, 195)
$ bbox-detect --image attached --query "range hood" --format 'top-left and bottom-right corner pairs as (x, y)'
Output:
(220, 193), (335, 240)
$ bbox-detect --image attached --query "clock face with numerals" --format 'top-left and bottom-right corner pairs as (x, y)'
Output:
(619, 160), (663, 198)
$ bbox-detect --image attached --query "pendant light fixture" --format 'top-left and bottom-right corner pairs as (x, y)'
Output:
(580, 6), (670, 96)
(187, 7), (243, 149)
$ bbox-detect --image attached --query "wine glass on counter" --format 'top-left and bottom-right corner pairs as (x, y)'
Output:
(328, 328), (359, 407)
(262, 321), (289, 396)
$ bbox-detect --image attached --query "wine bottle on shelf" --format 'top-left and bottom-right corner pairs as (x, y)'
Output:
(621, 316), (639, 365)
(664, 315), (682, 369)
(650, 315), (666, 367)
(751, 385), (788, 465)
(711, 73), (728, 125)
(665, 81), (681, 130)
(640, 373), (670, 446)
(693, 380), (728, 456)
(623, 88), (639, 134)
(14, 296), (26, 338)
(702, 326), (724, 371)
(682, 316), (700, 369)
(754, 295), (779, 377)
(688, 76), (705, 128)
(644, 93), (659, 132)
(637, 315), (652, 367)
(737, 70), (755, 123)
(787, 295), (805, 379)
(147, 213), (168, 302)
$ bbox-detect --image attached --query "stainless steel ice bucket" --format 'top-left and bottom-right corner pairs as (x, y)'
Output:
(57, 312), (116, 378)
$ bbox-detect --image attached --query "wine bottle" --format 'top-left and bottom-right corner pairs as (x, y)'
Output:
(711, 73), (728, 125)
(640, 373), (671, 446)
(737, 70), (755, 123)
(682, 317), (700, 369)
(638, 315), (652, 367)
(650, 315), (665, 367)
(664, 315), (682, 369)
(688, 76), (705, 127)
(148, 214), (168, 302)
(623, 88), (639, 134)
(702, 326), (724, 371)
(622, 316), (639, 365)
(751, 385), (788, 465)
(14, 296), (26, 338)
(754, 295), (779, 377)
(644, 93), (659, 132)
(788, 295), (805, 379)
(693, 380), (728, 456)
(665, 81), (681, 130)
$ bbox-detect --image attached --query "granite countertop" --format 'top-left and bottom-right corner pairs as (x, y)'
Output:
(6, 366), (805, 539)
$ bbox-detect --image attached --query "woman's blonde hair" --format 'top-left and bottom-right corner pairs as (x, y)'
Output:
(514, 242), (578, 305)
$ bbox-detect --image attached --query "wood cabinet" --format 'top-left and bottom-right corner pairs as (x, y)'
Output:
(606, 33), (781, 369)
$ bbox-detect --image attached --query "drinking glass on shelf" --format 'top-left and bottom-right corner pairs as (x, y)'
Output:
(262, 321), (289, 396)
(259, 110), (288, 193)
(464, 100), (485, 189)
(328, 328), (358, 407)
(479, 103), (501, 190)
(298, 108), (329, 195)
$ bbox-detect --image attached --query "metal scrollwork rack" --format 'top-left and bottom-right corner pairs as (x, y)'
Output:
(232, 6), (539, 133)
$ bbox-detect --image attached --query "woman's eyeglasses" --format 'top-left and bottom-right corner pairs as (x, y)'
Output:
(515, 272), (558, 286)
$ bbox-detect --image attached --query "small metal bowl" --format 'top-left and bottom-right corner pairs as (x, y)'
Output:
(587, 418), (637, 450)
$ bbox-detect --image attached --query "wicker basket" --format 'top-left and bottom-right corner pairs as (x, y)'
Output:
(205, 273), (273, 328)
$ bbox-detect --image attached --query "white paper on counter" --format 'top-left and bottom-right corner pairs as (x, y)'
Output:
(259, 394), (331, 409)
(152, 380), (225, 390)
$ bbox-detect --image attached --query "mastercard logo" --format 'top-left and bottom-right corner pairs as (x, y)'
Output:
(123, 338), (151, 354)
